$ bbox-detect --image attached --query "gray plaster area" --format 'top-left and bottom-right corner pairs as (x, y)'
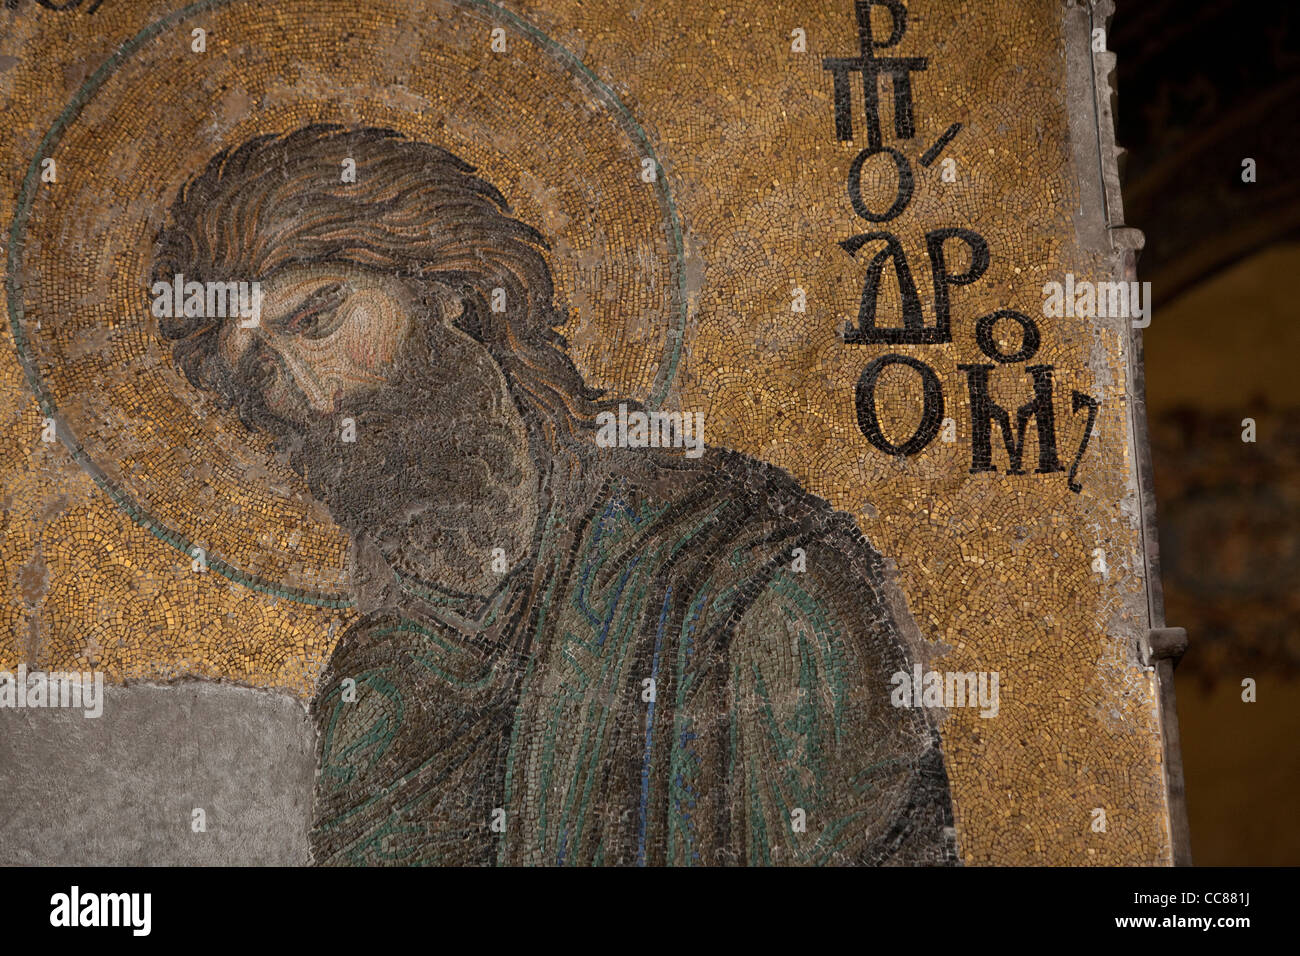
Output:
(0, 682), (315, 865)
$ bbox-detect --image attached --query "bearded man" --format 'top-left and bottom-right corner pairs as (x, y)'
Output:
(153, 124), (956, 866)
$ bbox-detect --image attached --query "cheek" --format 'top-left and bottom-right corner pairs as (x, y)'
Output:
(337, 291), (411, 372)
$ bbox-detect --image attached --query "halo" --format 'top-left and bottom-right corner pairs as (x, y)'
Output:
(6, 0), (687, 605)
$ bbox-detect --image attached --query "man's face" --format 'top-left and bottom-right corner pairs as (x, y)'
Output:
(218, 264), (416, 428)
(207, 259), (541, 595)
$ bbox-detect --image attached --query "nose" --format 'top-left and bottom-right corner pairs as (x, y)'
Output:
(220, 323), (284, 394)
(244, 342), (282, 393)
(218, 321), (258, 366)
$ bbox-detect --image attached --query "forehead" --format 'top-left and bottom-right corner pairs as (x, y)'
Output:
(259, 264), (412, 319)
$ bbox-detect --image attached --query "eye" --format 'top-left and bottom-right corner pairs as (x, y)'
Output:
(285, 306), (326, 337)
(278, 284), (347, 340)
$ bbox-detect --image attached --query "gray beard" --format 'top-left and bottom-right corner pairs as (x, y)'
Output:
(236, 326), (540, 596)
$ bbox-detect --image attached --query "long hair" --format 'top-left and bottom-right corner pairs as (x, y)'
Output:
(152, 123), (613, 460)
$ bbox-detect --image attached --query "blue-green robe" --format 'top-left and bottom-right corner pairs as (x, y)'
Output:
(309, 448), (955, 866)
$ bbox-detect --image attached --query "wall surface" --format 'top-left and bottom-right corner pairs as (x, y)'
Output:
(0, 683), (313, 864)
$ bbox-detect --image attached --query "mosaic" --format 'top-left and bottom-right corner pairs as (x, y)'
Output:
(0, 0), (1173, 864)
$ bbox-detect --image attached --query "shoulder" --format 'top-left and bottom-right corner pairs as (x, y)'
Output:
(601, 445), (872, 556)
